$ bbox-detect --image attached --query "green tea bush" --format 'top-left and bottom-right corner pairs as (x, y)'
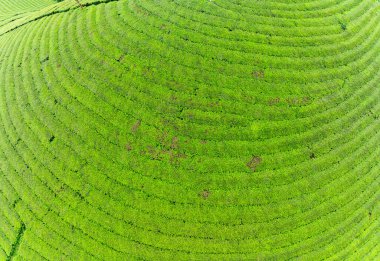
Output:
(0, 0), (379, 260)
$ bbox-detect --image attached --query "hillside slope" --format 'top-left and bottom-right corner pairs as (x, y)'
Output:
(0, 0), (56, 28)
(0, 0), (379, 260)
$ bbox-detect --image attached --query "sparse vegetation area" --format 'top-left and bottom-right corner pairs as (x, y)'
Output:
(0, 0), (379, 260)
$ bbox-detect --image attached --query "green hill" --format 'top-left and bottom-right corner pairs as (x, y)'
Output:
(0, 0), (379, 260)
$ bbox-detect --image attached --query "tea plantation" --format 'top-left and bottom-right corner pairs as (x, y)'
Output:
(0, 0), (379, 260)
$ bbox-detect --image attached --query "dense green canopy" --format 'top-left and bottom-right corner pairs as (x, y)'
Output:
(0, 0), (379, 259)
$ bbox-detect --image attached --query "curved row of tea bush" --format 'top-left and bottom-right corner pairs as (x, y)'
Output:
(0, 0), (379, 260)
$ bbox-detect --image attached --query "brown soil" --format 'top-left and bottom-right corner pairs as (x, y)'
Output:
(199, 189), (210, 199)
(252, 70), (265, 78)
(131, 119), (141, 133)
(247, 156), (262, 171)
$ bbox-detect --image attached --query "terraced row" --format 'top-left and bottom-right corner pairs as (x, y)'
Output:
(0, 0), (379, 260)
(0, 0), (56, 29)
(0, 0), (54, 16)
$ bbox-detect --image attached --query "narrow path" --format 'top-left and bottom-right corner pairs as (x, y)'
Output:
(6, 222), (26, 261)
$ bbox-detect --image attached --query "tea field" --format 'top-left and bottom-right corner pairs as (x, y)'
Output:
(0, 0), (379, 260)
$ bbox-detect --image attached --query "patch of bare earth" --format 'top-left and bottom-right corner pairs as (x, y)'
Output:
(247, 156), (262, 172)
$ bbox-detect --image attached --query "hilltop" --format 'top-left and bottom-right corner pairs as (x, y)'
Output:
(0, 0), (379, 260)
